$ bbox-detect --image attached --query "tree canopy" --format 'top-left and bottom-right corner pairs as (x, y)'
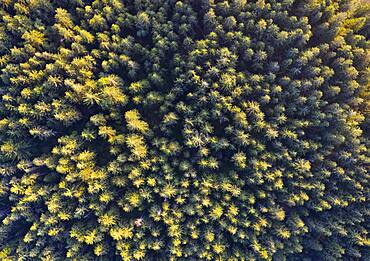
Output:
(0, 0), (369, 260)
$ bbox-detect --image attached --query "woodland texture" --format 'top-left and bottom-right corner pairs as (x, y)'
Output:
(0, 0), (369, 260)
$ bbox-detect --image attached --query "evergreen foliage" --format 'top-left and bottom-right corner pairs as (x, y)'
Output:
(0, 0), (369, 260)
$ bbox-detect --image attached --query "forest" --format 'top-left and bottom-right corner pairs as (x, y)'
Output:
(0, 0), (369, 260)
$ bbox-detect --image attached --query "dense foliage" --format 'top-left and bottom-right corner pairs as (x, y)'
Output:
(0, 0), (369, 260)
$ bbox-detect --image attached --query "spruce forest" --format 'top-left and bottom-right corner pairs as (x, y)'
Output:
(0, 0), (369, 260)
